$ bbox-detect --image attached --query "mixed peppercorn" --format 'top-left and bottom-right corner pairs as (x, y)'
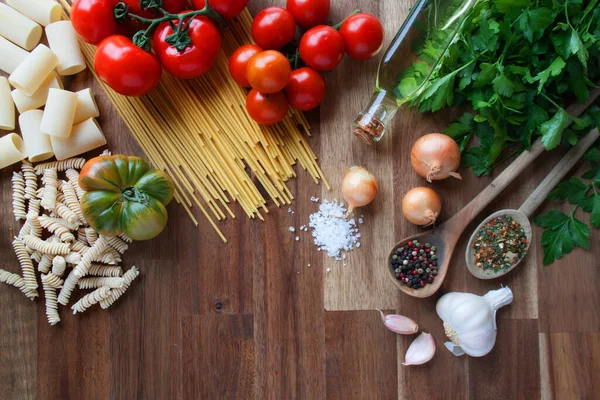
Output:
(471, 215), (529, 271)
(390, 240), (438, 289)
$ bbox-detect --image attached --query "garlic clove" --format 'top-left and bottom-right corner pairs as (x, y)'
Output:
(444, 342), (466, 356)
(402, 332), (436, 366)
(377, 309), (418, 335)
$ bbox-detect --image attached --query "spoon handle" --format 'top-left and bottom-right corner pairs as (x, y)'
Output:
(518, 128), (600, 218)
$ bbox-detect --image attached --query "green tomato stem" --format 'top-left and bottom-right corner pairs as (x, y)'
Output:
(333, 9), (361, 30)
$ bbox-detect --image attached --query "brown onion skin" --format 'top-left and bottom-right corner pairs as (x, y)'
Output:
(411, 133), (461, 182)
(402, 187), (442, 226)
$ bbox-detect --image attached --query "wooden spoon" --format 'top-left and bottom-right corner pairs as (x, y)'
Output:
(466, 127), (600, 279)
(387, 89), (600, 298)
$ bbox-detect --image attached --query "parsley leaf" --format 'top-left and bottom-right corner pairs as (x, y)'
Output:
(535, 210), (590, 265)
(492, 73), (515, 97)
(540, 108), (572, 150)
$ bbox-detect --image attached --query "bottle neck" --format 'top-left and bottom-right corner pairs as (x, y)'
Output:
(353, 90), (399, 144)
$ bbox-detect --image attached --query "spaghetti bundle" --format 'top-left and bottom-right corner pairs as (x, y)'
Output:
(60, 2), (329, 242)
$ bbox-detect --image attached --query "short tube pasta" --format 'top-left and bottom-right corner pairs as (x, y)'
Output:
(73, 89), (100, 124)
(40, 89), (78, 138)
(19, 110), (54, 162)
(51, 118), (107, 161)
(0, 77), (15, 130)
(0, 133), (26, 170)
(11, 72), (63, 114)
(45, 21), (86, 75)
(0, 36), (28, 74)
(6, 0), (62, 27)
(0, 3), (42, 51)
(9, 44), (58, 96)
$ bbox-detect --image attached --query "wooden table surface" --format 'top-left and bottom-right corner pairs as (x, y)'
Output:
(1, 1), (600, 399)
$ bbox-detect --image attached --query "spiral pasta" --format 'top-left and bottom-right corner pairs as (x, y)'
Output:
(12, 172), (27, 221)
(42, 280), (60, 326)
(88, 264), (123, 277)
(22, 235), (71, 255)
(18, 220), (31, 238)
(76, 227), (88, 244)
(100, 266), (139, 309)
(0, 268), (35, 300)
(34, 158), (87, 174)
(21, 160), (38, 200)
(70, 240), (90, 254)
(100, 149), (111, 156)
(61, 180), (85, 223)
(72, 286), (112, 314)
(38, 215), (75, 242)
(27, 198), (41, 217)
(54, 202), (78, 225)
(65, 169), (85, 200)
(64, 252), (81, 266)
(107, 236), (129, 254)
(78, 277), (125, 289)
(37, 254), (53, 274)
(12, 239), (38, 294)
(30, 251), (42, 263)
(51, 256), (67, 276)
(119, 233), (133, 243)
(41, 272), (64, 289)
(84, 227), (97, 246)
(59, 236), (107, 305)
(41, 168), (58, 211)
(26, 213), (43, 238)
(94, 247), (121, 265)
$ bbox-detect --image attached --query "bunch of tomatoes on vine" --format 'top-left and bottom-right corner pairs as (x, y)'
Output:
(70, 0), (384, 125)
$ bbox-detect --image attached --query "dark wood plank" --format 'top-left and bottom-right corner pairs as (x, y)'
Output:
(325, 311), (398, 400)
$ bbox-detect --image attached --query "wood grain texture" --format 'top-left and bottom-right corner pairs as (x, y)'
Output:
(0, 0), (599, 399)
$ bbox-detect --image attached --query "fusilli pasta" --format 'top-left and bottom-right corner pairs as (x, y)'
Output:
(12, 172), (26, 221)
(27, 198), (41, 217)
(64, 252), (81, 265)
(78, 277), (125, 289)
(41, 272), (65, 289)
(0, 268), (36, 300)
(22, 235), (71, 255)
(65, 169), (86, 201)
(72, 286), (112, 314)
(26, 213), (43, 238)
(34, 158), (87, 174)
(100, 266), (139, 309)
(51, 256), (67, 277)
(12, 239), (38, 294)
(61, 180), (85, 223)
(41, 168), (58, 211)
(87, 264), (123, 277)
(21, 160), (38, 200)
(38, 215), (76, 243)
(38, 254), (53, 274)
(54, 202), (79, 225)
(30, 251), (42, 263)
(107, 236), (129, 254)
(84, 227), (98, 246)
(119, 233), (134, 243)
(42, 280), (60, 326)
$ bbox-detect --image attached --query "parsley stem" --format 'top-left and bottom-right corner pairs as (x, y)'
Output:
(539, 92), (561, 110)
(570, 205), (579, 218)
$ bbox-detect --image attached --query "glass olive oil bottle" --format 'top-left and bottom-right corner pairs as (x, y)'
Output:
(354, 0), (478, 144)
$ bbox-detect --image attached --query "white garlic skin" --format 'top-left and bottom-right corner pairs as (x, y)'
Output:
(436, 287), (513, 357)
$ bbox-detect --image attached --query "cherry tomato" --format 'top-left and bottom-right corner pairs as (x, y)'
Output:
(229, 44), (263, 87)
(123, 0), (186, 18)
(286, 0), (330, 29)
(285, 67), (326, 111)
(339, 13), (385, 61)
(94, 35), (162, 97)
(251, 7), (296, 50)
(154, 15), (221, 79)
(247, 50), (291, 94)
(192, 0), (248, 19)
(71, 0), (121, 44)
(246, 89), (288, 125)
(299, 25), (344, 71)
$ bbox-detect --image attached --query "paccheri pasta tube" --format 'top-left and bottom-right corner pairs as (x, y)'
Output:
(73, 89), (99, 124)
(11, 72), (63, 114)
(0, 36), (28, 74)
(41, 89), (78, 138)
(9, 44), (58, 96)
(0, 3), (42, 51)
(6, 0), (61, 27)
(50, 118), (107, 160)
(0, 77), (15, 130)
(19, 110), (53, 162)
(0, 133), (26, 169)
(45, 21), (86, 76)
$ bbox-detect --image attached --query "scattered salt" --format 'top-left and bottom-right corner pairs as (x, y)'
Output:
(358, 218), (364, 224)
(310, 196), (320, 203)
(295, 236), (299, 241)
(326, 268), (331, 273)
(289, 227), (295, 232)
(308, 199), (362, 259)
(356, 242), (361, 248)
(307, 264), (311, 267)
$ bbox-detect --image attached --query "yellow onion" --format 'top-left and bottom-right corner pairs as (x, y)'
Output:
(341, 166), (378, 216)
(402, 187), (441, 226)
(411, 133), (462, 182)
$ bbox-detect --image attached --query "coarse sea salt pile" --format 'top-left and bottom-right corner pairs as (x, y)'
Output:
(308, 200), (361, 259)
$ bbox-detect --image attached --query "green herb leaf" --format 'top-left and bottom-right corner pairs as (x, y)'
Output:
(548, 177), (588, 206)
(535, 210), (590, 265)
(418, 70), (460, 112)
(540, 108), (572, 150)
(590, 193), (600, 228)
(492, 73), (515, 97)
(533, 57), (566, 93)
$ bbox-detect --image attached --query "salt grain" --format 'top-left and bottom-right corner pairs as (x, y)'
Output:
(326, 268), (331, 273)
(308, 199), (362, 259)
(295, 236), (299, 241)
(289, 227), (295, 232)
(310, 196), (320, 203)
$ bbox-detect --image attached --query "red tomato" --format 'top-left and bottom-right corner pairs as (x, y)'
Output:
(153, 15), (221, 79)
(339, 13), (385, 60)
(286, 0), (330, 29)
(299, 25), (344, 71)
(251, 7), (296, 50)
(229, 44), (263, 87)
(71, 0), (120, 44)
(192, 0), (248, 19)
(247, 50), (291, 94)
(285, 67), (326, 111)
(123, 0), (186, 18)
(246, 89), (288, 125)
(94, 35), (162, 97)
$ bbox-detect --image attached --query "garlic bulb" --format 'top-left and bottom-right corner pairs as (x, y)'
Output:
(436, 287), (513, 357)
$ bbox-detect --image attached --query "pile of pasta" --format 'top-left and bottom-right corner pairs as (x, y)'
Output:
(0, 0), (106, 170)
(1, 150), (139, 326)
